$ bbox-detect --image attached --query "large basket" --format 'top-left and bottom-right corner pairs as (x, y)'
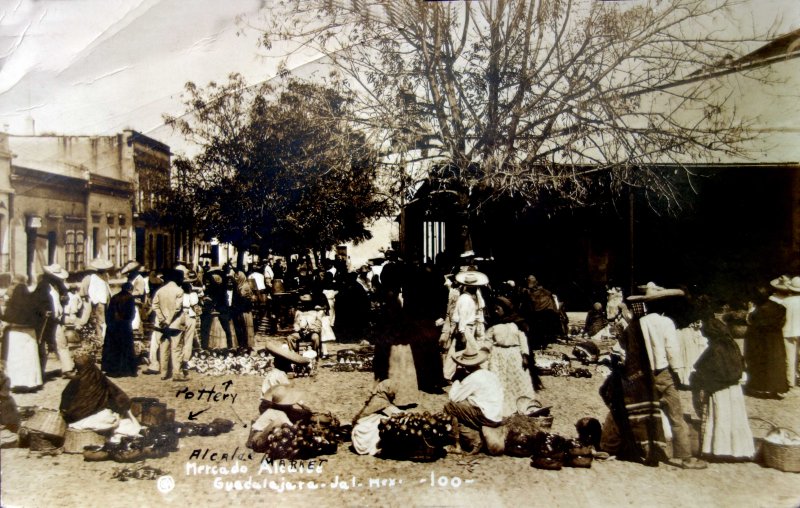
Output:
(23, 408), (66, 439)
(63, 429), (106, 454)
(762, 428), (800, 473)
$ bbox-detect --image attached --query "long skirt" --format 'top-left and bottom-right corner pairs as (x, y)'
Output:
(320, 315), (336, 343)
(4, 328), (43, 390)
(234, 312), (255, 348)
(486, 346), (535, 418)
(388, 344), (419, 406)
(208, 314), (236, 350)
(701, 384), (754, 458)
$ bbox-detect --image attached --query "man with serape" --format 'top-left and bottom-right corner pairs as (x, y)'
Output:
(610, 282), (707, 469)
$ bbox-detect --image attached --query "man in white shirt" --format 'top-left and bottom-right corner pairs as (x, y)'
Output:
(81, 258), (113, 340)
(451, 271), (488, 350)
(623, 283), (707, 469)
(444, 345), (503, 455)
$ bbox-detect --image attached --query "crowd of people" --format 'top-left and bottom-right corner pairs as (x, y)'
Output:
(1, 248), (799, 471)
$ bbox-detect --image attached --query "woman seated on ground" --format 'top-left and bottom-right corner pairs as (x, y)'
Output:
(351, 379), (413, 456)
(60, 351), (137, 433)
(480, 297), (535, 418)
(691, 317), (754, 460)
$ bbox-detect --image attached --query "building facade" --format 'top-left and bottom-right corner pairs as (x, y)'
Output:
(2, 130), (174, 284)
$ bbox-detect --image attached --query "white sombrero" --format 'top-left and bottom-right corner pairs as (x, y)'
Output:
(455, 270), (489, 286)
(627, 282), (685, 302)
(43, 263), (69, 280)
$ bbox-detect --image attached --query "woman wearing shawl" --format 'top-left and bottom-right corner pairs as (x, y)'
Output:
(691, 318), (754, 459)
(1, 276), (44, 392)
(101, 282), (138, 377)
(481, 297), (535, 418)
(744, 285), (788, 398)
(60, 352), (132, 429)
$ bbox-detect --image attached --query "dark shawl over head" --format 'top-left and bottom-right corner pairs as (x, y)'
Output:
(691, 318), (744, 394)
(59, 355), (131, 423)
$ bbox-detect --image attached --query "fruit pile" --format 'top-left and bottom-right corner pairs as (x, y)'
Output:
(262, 422), (339, 460)
(378, 412), (453, 460)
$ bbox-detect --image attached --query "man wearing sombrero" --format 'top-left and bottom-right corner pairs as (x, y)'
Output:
(444, 344), (503, 455)
(615, 282), (707, 469)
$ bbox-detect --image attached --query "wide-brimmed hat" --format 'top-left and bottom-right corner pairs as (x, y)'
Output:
(460, 250), (475, 258)
(455, 270), (489, 286)
(185, 270), (199, 283)
(120, 261), (141, 275)
(516, 396), (552, 417)
(262, 384), (308, 407)
(266, 341), (310, 365)
(453, 344), (490, 366)
(627, 282), (685, 302)
(88, 258), (113, 271)
(770, 275), (800, 293)
(43, 263), (69, 280)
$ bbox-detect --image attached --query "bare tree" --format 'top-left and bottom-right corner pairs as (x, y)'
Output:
(254, 0), (780, 216)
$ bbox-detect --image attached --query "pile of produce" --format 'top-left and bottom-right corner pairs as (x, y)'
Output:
(260, 421), (339, 459)
(111, 464), (167, 482)
(187, 348), (274, 376)
(535, 353), (572, 377)
(378, 412), (453, 461)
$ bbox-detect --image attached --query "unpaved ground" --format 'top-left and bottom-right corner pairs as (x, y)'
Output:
(2, 335), (800, 508)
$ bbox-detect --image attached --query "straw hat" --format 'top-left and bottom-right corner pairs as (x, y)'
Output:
(120, 261), (141, 275)
(516, 396), (552, 417)
(453, 344), (490, 367)
(770, 275), (800, 293)
(43, 263), (69, 280)
(262, 384), (308, 407)
(299, 294), (313, 303)
(787, 276), (800, 293)
(88, 258), (113, 271)
(460, 250), (475, 258)
(265, 341), (310, 365)
(627, 282), (685, 302)
(455, 270), (489, 286)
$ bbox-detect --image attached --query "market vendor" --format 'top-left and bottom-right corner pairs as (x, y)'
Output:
(247, 383), (312, 452)
(351, 379), (412, 456)
(287, 294), (322, 355)
(59, 351), (136, 433)
(444, 345), (503, 455)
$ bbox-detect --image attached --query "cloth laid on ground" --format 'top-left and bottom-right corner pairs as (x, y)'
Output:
(60, 355), (131, 424)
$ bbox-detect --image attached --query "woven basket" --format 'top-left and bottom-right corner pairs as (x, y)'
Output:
(23, 408), (66, 439)
(63, 429), (106, 454)
(28, 431), (62, 452)
(762, 429), (800, 473)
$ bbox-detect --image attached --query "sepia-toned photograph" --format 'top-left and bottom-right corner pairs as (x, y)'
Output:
(0, 0), (798, 506)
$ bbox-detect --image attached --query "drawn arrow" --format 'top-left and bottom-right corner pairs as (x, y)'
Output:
(188, 407), (211, 421)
